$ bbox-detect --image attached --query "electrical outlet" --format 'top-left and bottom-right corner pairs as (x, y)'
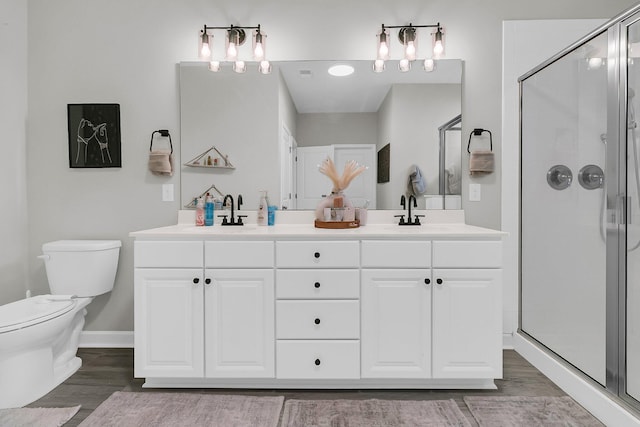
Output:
(469, 183), (481, 202)
(162, 184), (174, 202)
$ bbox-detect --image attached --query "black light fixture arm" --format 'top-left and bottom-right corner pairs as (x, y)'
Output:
(381, 22), (441, 30)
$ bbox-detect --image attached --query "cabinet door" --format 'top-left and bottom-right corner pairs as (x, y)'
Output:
(361, 269), (431, 378)
(432, 268), (502, 379)
(205, 269), (275, 378)
(134, 268), (204, 378)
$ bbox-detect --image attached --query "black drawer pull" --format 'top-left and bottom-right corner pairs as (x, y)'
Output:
(314, 252), (320, 259)
(314, 282), (321, 288)
(436, 278), (443, 285)
(314, 318), (321, 325)
(193, 278), (200, 284)
(315, 359), (321, 366)
(205, 278), (211, 285)
(424, 278), (431, 285)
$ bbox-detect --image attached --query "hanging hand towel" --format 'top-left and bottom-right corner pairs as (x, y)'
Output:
(469, 150), (494, 176)
(148, 129), (174, 176)
(408, 164), (427, 196)
(148, 150), (173, 176)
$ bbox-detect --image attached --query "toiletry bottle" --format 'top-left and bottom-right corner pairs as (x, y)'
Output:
(257, 191), (268, 226)
(205, 193), (214, 226)
(195, 197), (205, 226)
(268, 205), (276, 226)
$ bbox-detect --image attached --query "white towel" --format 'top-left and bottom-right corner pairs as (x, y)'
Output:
(148, 150), (173, 176)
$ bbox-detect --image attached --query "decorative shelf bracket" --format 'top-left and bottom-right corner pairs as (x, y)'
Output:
(184, 146), (234, 169)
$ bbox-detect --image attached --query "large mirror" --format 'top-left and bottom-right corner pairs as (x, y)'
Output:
(179, 59), (462, 210)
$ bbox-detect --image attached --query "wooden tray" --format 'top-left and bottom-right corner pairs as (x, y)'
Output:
(314, 219), (360, 229)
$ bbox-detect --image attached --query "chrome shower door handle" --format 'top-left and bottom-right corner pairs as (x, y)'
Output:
(547, 165), (573, 190)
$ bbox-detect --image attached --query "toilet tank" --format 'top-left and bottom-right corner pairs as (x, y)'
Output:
(41, 240), (121, 297)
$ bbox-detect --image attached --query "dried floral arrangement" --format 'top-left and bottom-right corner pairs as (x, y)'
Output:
(318, 157), (366, 192)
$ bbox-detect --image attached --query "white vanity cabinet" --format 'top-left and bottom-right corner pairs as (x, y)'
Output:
(203, 241), (275, 378)
(361, 241), (432, 378)
(431, 241), (502, 379)
(275, 241), (361, 379)
(133, 241), (205, 378)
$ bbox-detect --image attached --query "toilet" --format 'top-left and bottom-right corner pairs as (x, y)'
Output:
(0, 240), (121, 409)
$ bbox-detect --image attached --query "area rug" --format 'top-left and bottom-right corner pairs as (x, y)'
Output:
(281, 398), (471, 426)
(78, 392), (284, 427)
(463, 396), (604, 426)
(0, 405), (80, 427)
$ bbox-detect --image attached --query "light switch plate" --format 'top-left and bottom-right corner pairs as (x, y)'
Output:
(469, 183), (481, 202)
(162, 184), (174, 202)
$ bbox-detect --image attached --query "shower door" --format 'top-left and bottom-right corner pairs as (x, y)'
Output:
(520, 30), (609, 386)
(624, 14), (640, 405)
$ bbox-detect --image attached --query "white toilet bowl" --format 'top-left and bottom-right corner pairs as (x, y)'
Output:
(0, 240), (120, 409)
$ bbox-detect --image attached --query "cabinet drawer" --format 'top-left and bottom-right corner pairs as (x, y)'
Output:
(205, 241), (274, 268)
(276, 241), (359, 268)
(276, 340), (360, 379)
(276, 270), (359, 299)
(134, 241), (203, 268)
(276, 300), (359, 339)
(432, 241), (502, 268)
(361, 240), (431, 268)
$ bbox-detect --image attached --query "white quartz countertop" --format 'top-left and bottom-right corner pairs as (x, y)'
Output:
(129, 210), (506, 240)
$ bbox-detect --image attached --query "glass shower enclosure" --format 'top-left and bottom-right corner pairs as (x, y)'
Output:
(520, 5), (640, 412)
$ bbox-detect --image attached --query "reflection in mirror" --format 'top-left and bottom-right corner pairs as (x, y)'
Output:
(179, 59), (462, 210)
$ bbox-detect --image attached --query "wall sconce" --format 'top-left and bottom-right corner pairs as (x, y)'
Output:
(198, 24), (271, 74)
(374, 22), (445, 73)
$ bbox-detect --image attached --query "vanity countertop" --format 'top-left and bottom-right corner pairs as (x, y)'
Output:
(129, 210), (506, 240)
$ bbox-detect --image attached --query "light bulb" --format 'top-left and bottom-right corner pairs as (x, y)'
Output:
(587, 57), (604, 70)
(227, 42), (238, 61)
(209, 61), (220, 72)
(254, 42), (264, 61)
(399, 58), (411, 72)
(373, 59), (385, 73)
(200, 42), (211, 60)
(433, 40), (444, 57)
(259, 60), (271, 74)
(423, 58), (435, 72)
(405, 41), (416, 61)
(233, 60), (246, 73)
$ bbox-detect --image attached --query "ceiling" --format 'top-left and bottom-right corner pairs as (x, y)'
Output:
(276, 59), (462, 114)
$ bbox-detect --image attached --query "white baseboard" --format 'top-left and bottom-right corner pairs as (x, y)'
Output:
(514, 333), (640, 427)
(502, 332), (515, 349)
(79, 331), (134, 348)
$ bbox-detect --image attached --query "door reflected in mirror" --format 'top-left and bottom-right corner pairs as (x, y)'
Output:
(179, 59), (462, 210)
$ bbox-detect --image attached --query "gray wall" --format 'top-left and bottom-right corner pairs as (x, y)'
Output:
(296, 113), (378, 147)
(2, 0), (634, 332)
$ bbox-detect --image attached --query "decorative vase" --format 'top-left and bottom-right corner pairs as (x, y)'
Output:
(315, 190), (353, 221)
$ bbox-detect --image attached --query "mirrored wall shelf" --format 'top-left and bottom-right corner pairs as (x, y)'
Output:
(184, 146), (235, 169)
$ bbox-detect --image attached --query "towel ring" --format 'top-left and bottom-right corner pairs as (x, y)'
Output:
(467, 128), (492, 153)
(150, 129), (173, 154)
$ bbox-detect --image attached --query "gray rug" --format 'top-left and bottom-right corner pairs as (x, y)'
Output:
(281, 398), (471, 426)
(0, 405), (80, 427)
(463, 396), (604, 426)
(78, 391), (284, 427)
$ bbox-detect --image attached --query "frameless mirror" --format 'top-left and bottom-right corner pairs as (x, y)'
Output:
(179, 59), (462, 210)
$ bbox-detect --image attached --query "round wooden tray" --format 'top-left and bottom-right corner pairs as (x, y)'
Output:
(314, 219), (360, 229)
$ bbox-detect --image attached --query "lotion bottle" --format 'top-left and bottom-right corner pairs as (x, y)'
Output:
(195, 197), (205, 226)
(204, 193), (214, 226)
(257, 191), (268, 226)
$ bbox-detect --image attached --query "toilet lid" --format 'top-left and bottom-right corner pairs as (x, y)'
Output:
(0, 295), (75, 334)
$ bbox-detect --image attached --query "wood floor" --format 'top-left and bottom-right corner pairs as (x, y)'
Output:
(29, 349), (566, 426)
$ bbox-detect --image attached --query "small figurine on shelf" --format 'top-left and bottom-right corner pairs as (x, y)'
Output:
(315, 157), (366, 222)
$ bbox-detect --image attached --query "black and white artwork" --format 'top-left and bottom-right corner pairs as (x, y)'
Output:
(67, 104), (121, 168)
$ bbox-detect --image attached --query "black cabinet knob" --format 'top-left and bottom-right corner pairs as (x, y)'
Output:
(436, 278), (443, 285)
(193, 278), (200, 284)
(314, 252), (320, 259)
(315, 359), (321, 366)
(314, 282), (321, 288)
(314, 318), (321, 325)
(205, 278), (211, 285)
(424, 278), (431, 285)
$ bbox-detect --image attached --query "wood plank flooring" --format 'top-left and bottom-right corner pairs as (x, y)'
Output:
(29, 349), (565, 426)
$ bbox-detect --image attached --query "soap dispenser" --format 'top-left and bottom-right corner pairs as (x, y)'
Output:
(257, 191), (268, 226)
(195, 197), (205, 226)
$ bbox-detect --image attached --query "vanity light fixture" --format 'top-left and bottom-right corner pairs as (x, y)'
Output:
(374, 22), (444, 73)
(198, 24), (271, 74)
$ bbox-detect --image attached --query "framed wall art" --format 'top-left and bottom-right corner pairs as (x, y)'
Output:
(67, 103), (121, 168)
(377, 143), (390, 183)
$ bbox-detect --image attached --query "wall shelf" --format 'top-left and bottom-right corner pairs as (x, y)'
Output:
(184, 146), (234, 169)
